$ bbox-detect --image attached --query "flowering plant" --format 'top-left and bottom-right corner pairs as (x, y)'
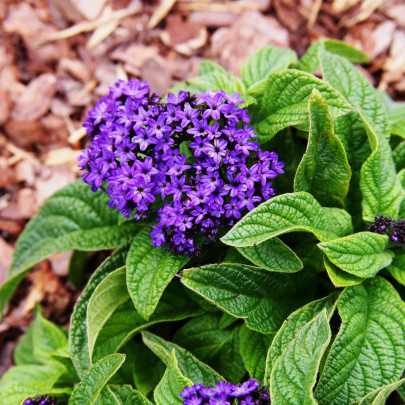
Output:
(2, 40), (405, 405)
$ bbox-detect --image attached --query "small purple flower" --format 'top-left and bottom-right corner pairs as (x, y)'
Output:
(23, 395), (58, 405)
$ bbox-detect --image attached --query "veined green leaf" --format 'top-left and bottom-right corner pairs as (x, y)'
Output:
(69, 354), (125, 405)
(377, 89), (405, 138)
(198, 60), (229, 76)
(393, 141), (405, 172)
(360, 141), (405, 222)
(294, 89), (351, 206)
(318, 232), (394, 278)
(315, 277), (405, 404)
(237, 238), (303, 273)
(14, 323), (39, 366)
(182, 263), (316, 333)
(296, 39), (370, 73)
(270, 310), (331, 405)
(154, 351), (193, 405)
(69, 246), (129, 378)
(172, 313), (245, 383)
(87, 267), (129, 360)
(239, 324), (274, 381)
(92, 282), (202, 363)
(126, 227), (189, 320)
(265, 293), (338, 385)
(221, 192), (352, 247)
(351, 379), (405, 405)
(142, 330), (224, 385)
(256, 69), (352, 142)
(1, 180), (138, 317)
(324, 256), (365, 287)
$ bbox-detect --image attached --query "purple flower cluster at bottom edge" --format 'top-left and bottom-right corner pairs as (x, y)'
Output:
(23, 394), (58, 405)
(180, 379), (270, 405)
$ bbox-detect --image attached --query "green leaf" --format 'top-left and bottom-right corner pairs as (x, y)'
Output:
(198, 60), (229, 76)
(142, 329), (224, 385)
(172, 314), (245, 383)
(264, 293), (338, 385)
(109, 385), (153, 405)
(182, 263), (316, 333)
(188, 72), (245, 94)
(360, 141), (405, 221)
(126, 227), (189, 320)
(69, 354), (125, 405)
(324, 256), (365, 287)
(237, 238), (302, 273)
(154, 350), (193, 405)
(387, 250), (405, 286)
(14, 323), (40, 366)
(352, 379), (405, 405)
(315, 277), (405, 405)
(377, 89), (405, 137)
(319, 50), (389, 144)
(296, 39), (370, 73)
(239, 324), (274, 381)
(294, 89), (351, 206)
(242, 46), (297, 95)
(87, 267), (129, 360)
(69, 245), (129, 377)
(256, 69), (352, 142)
(221, 192), (353, 247)
(69, 250), (88, 290)
(318, 232), (393, 278)
(270, 310), (331, 405)
(1, 180), (138, 316)
(92, 282), (203, 363)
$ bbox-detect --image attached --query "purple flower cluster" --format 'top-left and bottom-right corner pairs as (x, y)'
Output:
(23, 395), (58, 405)
(368, 215), (405, 246)
(180, 379), (270, 404)
(79, 79), (283, 254)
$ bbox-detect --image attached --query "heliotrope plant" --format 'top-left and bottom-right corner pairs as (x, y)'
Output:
(1, 39), (405, 405)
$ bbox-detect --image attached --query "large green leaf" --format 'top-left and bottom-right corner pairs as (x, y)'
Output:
(360, 141), (405, 222)
(87, 267), (129, 360)
(256, 69), (352, 142)
(296, 39), (370, 73)
(154, 351), (192, 405)
(270, 310), (331, 405)
(318, 232), (393, 278)
(221, 192), (352, 247)
(315, 277), (405, 404)
(324, 256), (365, 287)
(126, 227), (189, 320)
(142, 330), (224, 385)
(92, 282), (203, 363)
(1, 180), (138, 317)
(294, 89), (351, 206)
(265, 293), (338, 384)
(387, 250), (405, 286)
(239, 324), (273, 381)
(377, 89), (405, 137)
(188, 72), (245, 94)
(69, 354), (125, 405)
(393, 141), (405, 172)
(172, 313), (245, 382)
(237, 238), (303, 273)
(69, 246), (129, 377)
(181, 263), (316, 333)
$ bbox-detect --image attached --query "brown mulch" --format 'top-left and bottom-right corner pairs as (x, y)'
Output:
(0, 0), (404, 375)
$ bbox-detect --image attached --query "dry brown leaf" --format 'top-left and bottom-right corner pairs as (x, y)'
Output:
(44, 148), (82, 171)
(71, 0), (109, 20)
(11, 74), (57, 122)
(332, 0), (360, 13)
(0, 238), (13, 285)
(58, 58), (93, 82)
(385, 3), (405, 28)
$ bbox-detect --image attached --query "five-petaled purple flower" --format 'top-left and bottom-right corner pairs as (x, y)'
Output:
(79, 79), (284, 255)
(180, 380), (269, 405)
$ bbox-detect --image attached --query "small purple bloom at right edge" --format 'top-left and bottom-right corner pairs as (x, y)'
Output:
(368, 215), (405, 246)
(78, 80), (284, 255)
(180, 379), (270, 405)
